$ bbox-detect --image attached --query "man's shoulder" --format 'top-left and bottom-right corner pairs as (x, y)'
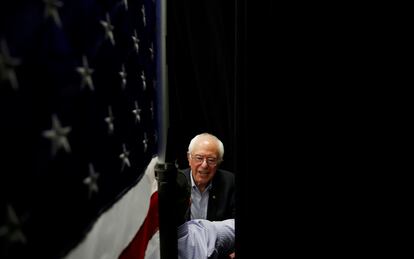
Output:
(179, 168), (191, 177)
(179, 168), (190, 173)
(216, 169), (235, 180)
(212, 169), (235, 189)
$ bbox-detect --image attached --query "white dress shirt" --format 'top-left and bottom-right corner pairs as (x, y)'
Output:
(177, 219), (235, 259)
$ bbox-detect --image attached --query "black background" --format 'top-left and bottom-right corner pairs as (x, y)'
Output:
(167, 0), (385, 258)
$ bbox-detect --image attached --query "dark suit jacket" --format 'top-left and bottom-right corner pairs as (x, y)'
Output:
(181, 168), (235, 221)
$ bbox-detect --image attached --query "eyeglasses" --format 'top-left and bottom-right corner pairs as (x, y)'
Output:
(190, 154), (220, 166)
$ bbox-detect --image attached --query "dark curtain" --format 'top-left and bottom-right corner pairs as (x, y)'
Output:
(167, 0), (236, 172)
(168, 1), (249, 258)
(169, 0), (389, 257)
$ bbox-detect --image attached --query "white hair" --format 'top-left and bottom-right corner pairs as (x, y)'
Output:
(188, 133), (224, 160)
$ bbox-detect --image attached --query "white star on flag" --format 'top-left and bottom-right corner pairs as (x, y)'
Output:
(149, 42), (154, 61)
(141, 5), (147, 27)
(43, 0), (63, 27)
(143, 132), (148, 153)
(104, 106), (115, 135)
(132, 30), (140, 54)
(42, 114), (71, 157)
(100, 13), (115, 46)
(119, 64), (127, 90)
(123, 0), (128, 11)
(0, 205), (27, 245)
(141, 71), (146, 91)
(0, 39), (21, 90)
(132, 100), (142, 124)
(76, 55), (94, 91)
(119, 144), (131, 171)
(83, 163), (100, 200)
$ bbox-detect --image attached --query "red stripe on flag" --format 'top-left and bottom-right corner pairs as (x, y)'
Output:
(119, 191), (159, 259)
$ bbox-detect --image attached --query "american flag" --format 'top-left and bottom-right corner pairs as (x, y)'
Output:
(0, 0), (160, 258)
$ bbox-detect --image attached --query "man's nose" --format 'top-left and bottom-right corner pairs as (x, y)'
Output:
(200, 159), (209, 167)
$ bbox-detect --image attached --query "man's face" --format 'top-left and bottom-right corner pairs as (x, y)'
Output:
(188, 137), (219, 189)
